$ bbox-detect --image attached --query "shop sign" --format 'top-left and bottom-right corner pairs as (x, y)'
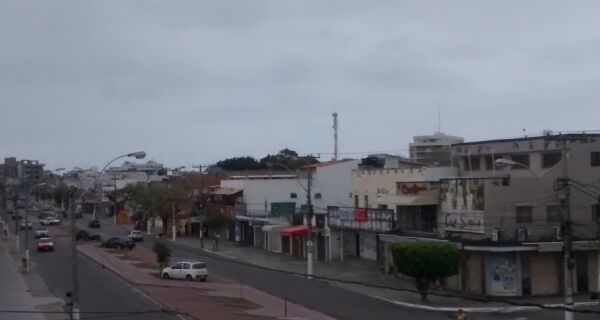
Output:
(440, 179), (485, 234)
(398, 183), (428, 195)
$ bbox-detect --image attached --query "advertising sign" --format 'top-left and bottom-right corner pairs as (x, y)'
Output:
(354, 208), (367, 221)
(440, 179), (485, 234)
(270, 202), (296, 217)
(489, 253), (519, 296)
(339, 207), (354, 221)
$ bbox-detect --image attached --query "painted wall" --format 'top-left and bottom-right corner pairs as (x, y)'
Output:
(222, 177), (307, 216)
(311, 160), (360, 213)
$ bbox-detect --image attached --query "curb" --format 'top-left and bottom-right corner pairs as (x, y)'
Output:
(77, 246), (188, 320)
(371, 295), (599, 313)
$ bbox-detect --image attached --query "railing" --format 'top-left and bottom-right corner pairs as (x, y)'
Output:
(327, 207), (394, 232)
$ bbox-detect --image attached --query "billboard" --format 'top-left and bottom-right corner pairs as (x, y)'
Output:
(489, 253), (518, 296)
(440, 178), (485, 234)
(270, 202), (296, 217)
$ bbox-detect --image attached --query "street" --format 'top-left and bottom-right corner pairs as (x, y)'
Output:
(13, 213), (177, 320)
(77, 215), (562, 320)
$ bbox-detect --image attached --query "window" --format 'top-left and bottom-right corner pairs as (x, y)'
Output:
(592, 152), (600, 167)
(314, 193), (322, 199)
(354, 195), (359, 208)
(466, 156), (481, 171)
(171, 263), (183, 270)
(546, 205), (561, 223)
(195, 263), (206, 269)
(516, 206), (533, 223)
(364, 195), (369, 208)
(378, 204), (388, 209)
(290, 193), (297, 199)
(182, 263), (191, 270)
(511, 154), (530, 168)
(484, 154), (503, 171)
(593, 204), (600, 222)
(542, 152), (562, 168)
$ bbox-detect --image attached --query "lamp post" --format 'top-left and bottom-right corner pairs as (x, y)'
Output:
(267, 162), (313, 279)
(495, 157), (574, 320)
(70, 151), (146, 319)
(24, 182), (47, 273)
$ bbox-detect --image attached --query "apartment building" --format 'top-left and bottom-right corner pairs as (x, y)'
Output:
(442, 133), (600, 296)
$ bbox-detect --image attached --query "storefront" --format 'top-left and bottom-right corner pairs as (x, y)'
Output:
(280, 225), (309, 258)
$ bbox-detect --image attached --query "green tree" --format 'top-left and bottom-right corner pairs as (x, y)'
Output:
(136, 186), (171, 234)
(152, 239), (171, 272)
(392, 242), (460, 301)
(214, 156), (261, 170)
(52, 183), (72, 209)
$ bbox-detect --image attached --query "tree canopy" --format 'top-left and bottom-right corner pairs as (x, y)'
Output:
(391, 242), (460, 301)
(214, 149), (319, 171)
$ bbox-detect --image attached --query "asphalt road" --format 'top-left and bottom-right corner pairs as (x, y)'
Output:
(81, 215), (548, 320)
(14, 212), (177, 320)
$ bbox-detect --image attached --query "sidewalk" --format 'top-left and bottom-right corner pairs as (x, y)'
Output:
(78, 242), (337, 320)
(0, 234), (65, 320)
(172, 235), (599, 313)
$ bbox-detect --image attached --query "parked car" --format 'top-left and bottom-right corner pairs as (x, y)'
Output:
(88, 219), (100, 229)
(37, 237), (55, 252)
(128, 230), (144, 242)
(134, 220), (145, 231)
(41, 217), (60, 226)
(162, 261), (208, 282)
(76, 229), (101, 241)
(37, 212), (51, 219)
(19, 221), (33, 229)
(11, 214), (22, 220)
(34, 228), (49, 239)
(100, 237), (134, 250)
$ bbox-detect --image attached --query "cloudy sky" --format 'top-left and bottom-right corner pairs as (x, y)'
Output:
(1, 1), (600, 170)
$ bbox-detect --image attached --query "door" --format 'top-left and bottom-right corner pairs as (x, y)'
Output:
(576, 253), (589, 292)
(170, 263), (183, 279)
(182, 263), (191, 279)
(317, 234), (326, 261)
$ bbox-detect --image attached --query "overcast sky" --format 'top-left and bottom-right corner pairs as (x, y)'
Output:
(1, 1), (600, 170)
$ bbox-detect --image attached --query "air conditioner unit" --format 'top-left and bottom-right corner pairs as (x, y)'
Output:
(517, 228), (528, 242)
(492, 229), (500, 242)
(555, 227), (563, 240)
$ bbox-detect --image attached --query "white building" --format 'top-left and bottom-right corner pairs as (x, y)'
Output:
(409, 131), (464, 166)
(107, 160), (165, 175)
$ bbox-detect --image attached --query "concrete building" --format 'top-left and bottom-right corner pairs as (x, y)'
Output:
(329, 154), (457, 264)
(382, 133), (600, 297)
(409, 131), (464, 166)
(107, 160), (165, 175)
(2, 157), (18, 179)
(1, 158), (45, 184)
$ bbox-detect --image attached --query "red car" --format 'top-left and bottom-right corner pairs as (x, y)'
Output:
(37, 237), (55, 252)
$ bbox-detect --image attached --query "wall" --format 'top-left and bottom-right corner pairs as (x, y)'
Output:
(311, 160), (360, 213)
(352, 166), (458, 209)
(359, 231), (377, 261)
(222, 177), (307, 216)
(465, 253), (483, 294)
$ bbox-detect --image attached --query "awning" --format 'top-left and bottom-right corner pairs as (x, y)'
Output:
(261, 224), (288, 232)
(387, 195), (438, 206)
(280, 225), (309, 236)
(211, 188), (243, 196)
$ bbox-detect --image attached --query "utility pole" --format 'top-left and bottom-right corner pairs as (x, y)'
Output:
(558, 138), (574, 320)
(70, 197), (80, 319)
(306, 165), (313, 279)
(172, 202), (176, 242)
(24, 203), (30, 272)
(596, 194), (600, 315)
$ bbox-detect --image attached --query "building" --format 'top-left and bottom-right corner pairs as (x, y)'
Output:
(329, 154), (457, 264)
(382, 133), (600, 297)
(1, 158), (45, 184)
(220, 173), (308, 252)
(409, 131), (464, 166)
(107, 160), (165, 175)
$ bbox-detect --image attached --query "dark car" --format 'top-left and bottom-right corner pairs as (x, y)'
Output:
(134, 220), (145, 231)
(101, 237), (135, 250)
(38, 212), (51, 219)
(11, 214), (22, 220)
(76, 229), (101, 241)
(88, 219), (101, 228)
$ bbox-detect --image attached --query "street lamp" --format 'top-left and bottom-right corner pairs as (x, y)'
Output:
(69, 151), (146, 319)
(24, 182), (47, 273)
(266, 162), (314, 279)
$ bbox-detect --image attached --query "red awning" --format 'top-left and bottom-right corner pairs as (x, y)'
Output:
(280, 225), (309, 236)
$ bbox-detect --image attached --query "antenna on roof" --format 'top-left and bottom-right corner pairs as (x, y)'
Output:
(332, 112), (338, 161)
(437, 103), (442, 133)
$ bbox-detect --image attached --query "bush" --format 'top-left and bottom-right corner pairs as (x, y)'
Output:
(152, 239), (171, 272)
(392, 241), (460, 301)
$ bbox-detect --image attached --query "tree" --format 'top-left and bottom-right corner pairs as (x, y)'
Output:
(152, 239), (171, 272)
(214, 156), (261, 170)
(136, 186), (171, 234)
(391, 242), (460, 301)
(52, 183), (72, 209)
(258, 149), (319, 170)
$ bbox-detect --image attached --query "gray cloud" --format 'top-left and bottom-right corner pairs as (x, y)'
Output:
(1, 1), (600, 169)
